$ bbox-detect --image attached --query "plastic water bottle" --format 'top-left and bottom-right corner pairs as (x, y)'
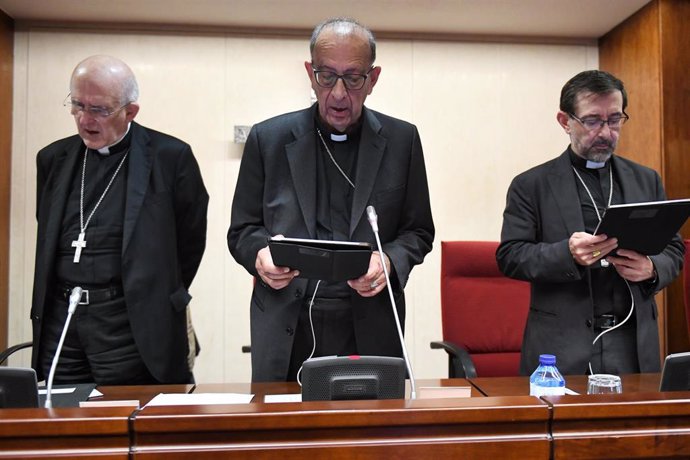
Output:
(529, 354), (565, 396)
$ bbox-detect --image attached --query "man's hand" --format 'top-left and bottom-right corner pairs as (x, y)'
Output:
(255, 246), (299, 290)
(569, 232), (618, 266)
(348, 251), (390, 297)
(606, 249), (656, 282)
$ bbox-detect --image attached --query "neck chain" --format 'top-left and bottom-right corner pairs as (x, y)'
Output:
(71, 147), (130, 263)
(316, 128), (355, 189)
(571, 165), (613, 222)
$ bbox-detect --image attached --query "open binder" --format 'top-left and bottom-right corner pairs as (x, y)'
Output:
(268, 237), (372, 281)
(594, 199), (690, 255)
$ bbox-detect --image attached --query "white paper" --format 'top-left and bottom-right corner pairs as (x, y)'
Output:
(145, 392), (254, 407)
(38, 387), (76, 395)
(564, 387), (579, 395)
(264, 393), (302, 403)
(89, 388), (104, 397)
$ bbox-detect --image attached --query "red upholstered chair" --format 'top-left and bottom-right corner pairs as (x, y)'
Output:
(683, 240), (690, 342)
(431, 241), (530, 378)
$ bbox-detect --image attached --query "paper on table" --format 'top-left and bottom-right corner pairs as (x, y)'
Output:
(145, 393), (254, 407)
(38, 387), (76, 395)
(264, 393), (302, 403)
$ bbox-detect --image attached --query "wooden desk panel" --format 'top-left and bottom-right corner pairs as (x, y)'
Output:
(0, 406), (132, 459)
(132, 381), (551, 459)
(544, 391), (690, 459)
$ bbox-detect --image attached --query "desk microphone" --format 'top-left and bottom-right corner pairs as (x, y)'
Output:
(44, 286), (82, 409)
(366, 205), (417, 399)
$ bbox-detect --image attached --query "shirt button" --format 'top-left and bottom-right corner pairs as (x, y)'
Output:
(294, 289), (302, 298)
(286, 328), (294, 336)
(586, 319), (593, 328)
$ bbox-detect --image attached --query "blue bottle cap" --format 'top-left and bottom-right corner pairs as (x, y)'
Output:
(539, 354), (556, 365)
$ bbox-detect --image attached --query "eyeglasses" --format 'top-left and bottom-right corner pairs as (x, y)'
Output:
(64, 94), (130, 119)
(311, 66), (373, 90)
(568, 112), (629, 131)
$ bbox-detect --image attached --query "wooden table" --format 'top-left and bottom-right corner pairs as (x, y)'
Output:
(131, 379), (551, 459)
(2, 376), (690, 459)
(470, 373), (662, 397)
(0, 406), (132, 459)
(469, 373), (690, 459)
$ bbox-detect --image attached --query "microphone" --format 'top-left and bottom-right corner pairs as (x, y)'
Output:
(44, 286), (82, 408)
(365, 205), (417, 399)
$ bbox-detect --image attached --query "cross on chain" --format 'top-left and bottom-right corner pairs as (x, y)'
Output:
(72, 231), (86, 263)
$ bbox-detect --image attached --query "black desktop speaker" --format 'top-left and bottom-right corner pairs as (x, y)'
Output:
(301, 355), (406, 401)
(0, 367), (39, 408)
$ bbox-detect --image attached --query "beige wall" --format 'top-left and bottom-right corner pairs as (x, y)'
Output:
(8, 27), (597, 382)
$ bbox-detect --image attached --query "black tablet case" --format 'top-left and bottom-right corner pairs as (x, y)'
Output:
(594, 199), (690, 255)
(269, 237), (372, 281)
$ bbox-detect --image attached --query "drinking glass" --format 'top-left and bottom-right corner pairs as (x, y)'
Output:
(587, 374), (622, 394)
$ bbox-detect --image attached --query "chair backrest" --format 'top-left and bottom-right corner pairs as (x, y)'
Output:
(441, 241), (530, 377)
(683, 240), (690, 335)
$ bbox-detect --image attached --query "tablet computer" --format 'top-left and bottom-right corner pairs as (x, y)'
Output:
(594, 198), (690, 255)
(659, 351), (690, 392)
(268, 236), (372, 282)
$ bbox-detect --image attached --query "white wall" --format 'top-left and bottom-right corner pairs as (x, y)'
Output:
(8, 27), (597, 382)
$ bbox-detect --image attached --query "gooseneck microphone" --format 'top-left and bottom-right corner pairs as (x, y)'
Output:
(44, 286), (82, 409)
(366, 205), (417, 399)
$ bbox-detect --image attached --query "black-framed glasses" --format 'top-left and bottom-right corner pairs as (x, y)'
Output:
(64, 94), (131, 119)
(568, 112), (629, 131)
(311, 66), (373, 90)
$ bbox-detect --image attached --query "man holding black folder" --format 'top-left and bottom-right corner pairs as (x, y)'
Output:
(497, 70), (684, 376)
(228, 18), (434, 382)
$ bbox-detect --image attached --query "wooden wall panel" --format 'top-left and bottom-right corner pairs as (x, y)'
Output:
(599, 1), (662, 172)
(0, 10), (14, 353)
(599, 0), (690, 355)
(659, 0), (690, 353)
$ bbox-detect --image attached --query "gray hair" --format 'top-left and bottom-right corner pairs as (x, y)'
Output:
(309, 18), (376, 65)
(70, 55), (139, 104)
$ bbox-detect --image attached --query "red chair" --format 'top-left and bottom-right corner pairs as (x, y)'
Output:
(431, 241), (530, 378)
(683, 240), (690, 342)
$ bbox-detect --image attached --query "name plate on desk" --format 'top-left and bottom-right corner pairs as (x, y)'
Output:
(418, 386), (472, 399)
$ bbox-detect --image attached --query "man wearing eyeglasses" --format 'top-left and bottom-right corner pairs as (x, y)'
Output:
(228, 18), (434, 382)
(31, 55), (208, 385)
(497, 70), (684, 376)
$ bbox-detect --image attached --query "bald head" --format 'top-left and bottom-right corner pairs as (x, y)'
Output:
(70, 55), (139, 105)
(68, 55), (140, 149)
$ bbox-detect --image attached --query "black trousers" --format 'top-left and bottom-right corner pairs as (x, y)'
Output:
(589, 323), (640, 375)
(39, 292), (159, 385)
(287, 298), (358, 381)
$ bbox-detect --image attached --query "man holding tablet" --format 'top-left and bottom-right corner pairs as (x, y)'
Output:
(228, 18), (434, 382)
(497, 70), (685, 376)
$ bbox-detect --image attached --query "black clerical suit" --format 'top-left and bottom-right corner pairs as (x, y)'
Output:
(228, 105), (435, 382)
(497, 148), (684, 375)
(32, 121), (208, 384)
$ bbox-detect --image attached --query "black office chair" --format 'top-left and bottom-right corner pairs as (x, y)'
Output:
(0, 341), (33, 366)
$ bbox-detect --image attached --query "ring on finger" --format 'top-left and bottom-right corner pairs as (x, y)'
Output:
(592, 250), (601, 258)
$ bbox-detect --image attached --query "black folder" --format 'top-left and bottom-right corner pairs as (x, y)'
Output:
(268, 237), (372, 281)
(593, 199), (690, 255)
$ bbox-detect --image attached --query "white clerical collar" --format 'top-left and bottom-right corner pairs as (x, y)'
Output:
(96, 123), (132, 155)
(586, 160), (607, 169)
(330, 132), (348, 142)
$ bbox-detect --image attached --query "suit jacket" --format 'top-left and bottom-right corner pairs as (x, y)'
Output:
(497, 149), (684, 375)
(32, 122), (208, 383)
(228, 105), (435, 382)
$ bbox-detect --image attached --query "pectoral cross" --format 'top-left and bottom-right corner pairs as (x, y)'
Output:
(72, 231), (86, 263)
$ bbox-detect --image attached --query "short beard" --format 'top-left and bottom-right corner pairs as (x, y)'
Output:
(581, 149), (612, 163)
(580, 140), (615, 163)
